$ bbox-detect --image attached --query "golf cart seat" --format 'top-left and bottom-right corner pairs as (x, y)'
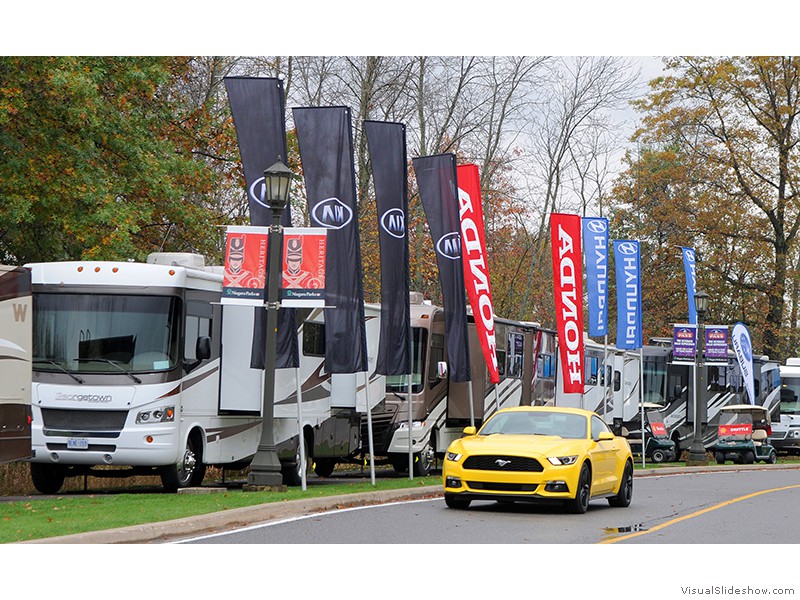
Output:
(752, 429), (767, 446)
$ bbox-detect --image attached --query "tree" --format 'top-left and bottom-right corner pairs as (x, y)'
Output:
(0, 57), (226, 264)
(618, 57), (800, 359)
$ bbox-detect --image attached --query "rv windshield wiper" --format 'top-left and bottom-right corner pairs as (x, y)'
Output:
(73, 358), (142, 384)
(33, 359), (85, 384)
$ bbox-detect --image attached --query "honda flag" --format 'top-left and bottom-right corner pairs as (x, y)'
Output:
(582, 217), (609, 337)
(614, 240), (643, 350)
(458, 164), (499, 384)
(550, 213), (585, 394)
(224, 76), (298, 370)
(413, 154), (471, 383)
(293, 106), (368, 374)
(732, 322), (756, 405)
(682, 247), (698, 325)
(364, 120), (411, 376)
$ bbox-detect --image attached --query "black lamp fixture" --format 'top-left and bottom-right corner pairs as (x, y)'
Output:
(687, 289), (710, 465)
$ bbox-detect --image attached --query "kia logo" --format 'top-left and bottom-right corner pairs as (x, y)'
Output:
(617, 241), (638, 255)
(586, 219), (607, 234)
(380, 208), (406, 239)
(436, 232), (462, 260)
(248, 176), (271, 209)
(312, 197), (353, 230)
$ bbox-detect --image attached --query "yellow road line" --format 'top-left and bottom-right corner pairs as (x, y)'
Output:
(599, 483), (800, 544)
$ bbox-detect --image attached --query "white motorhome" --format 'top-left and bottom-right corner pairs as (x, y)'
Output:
(776, 358), (800, 453)
(365, 295), (557, 476)
(27, 253), (383, 494)
(0, 265), (32, 464)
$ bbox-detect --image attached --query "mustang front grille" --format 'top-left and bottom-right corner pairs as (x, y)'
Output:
(462, 455), (543, 472)
(467, 481), (539, 492)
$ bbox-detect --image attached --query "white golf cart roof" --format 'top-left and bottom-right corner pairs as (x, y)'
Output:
(720, 404), (770, 416)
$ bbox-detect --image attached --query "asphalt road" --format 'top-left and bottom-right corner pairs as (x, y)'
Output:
(181, 468), (800, 544)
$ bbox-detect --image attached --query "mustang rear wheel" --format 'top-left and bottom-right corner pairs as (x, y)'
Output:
(567, 463), (591, 514)
(608, 461), (633, 508)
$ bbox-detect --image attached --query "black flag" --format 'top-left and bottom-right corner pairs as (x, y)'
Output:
(413, 154), (471, 383)
(224, 76), (298, 370)
(293, 106), (368, 374)
(365, 120), (411, 376)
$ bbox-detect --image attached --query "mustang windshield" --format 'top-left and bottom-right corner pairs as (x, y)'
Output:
(33, 293), (181, 374)
(480, 411), (588, 439)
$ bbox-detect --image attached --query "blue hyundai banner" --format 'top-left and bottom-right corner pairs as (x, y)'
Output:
(614, 240), (643, 350)
(582, 217), (609, 337)
(682, 247), (697, 325)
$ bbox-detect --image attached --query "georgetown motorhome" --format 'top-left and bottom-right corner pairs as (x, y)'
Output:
(27, 253), (383, 494)
(359, 294), (557, 476)
(0, 265), (32, 464)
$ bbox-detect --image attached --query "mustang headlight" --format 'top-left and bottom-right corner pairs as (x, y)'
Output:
(445, 451), (462, 462)
(547, 455), (578, 466)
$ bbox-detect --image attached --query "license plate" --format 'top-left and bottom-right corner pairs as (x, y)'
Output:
(67, 438), (89, 450)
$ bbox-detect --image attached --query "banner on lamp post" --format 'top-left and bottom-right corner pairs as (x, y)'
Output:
(281, 228), (327, 308)
(222, 226), (270, 306)
(682, 247), (698, 325)
(550, 213), (585, 394)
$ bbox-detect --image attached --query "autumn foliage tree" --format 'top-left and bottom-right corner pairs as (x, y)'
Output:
(613, 57), (800, 360)
(0, 57), (229, 264)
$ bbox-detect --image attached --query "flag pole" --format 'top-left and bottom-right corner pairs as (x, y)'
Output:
(295, 368), (307, 491)
(364, 371), (376, 486)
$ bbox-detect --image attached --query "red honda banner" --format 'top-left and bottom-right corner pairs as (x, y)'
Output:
(550, 213), (585, 394)
(457, 164), (499, 384)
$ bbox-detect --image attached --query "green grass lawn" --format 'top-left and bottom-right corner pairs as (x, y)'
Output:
(0, 476), (441, 544)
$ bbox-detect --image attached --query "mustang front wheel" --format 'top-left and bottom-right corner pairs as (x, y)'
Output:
(567, 463), (591, 514)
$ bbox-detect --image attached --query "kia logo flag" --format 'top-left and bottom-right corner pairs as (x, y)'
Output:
(732, 321), (755, 404)
(223, 76), (298, 370)
(682, 247), (698, 325)
(294, 106), (368, 374)
(413, 154), (471, 383)
(550, 213), (585, 394)
(458, 164), (500, 384)
(614, 240), (643, 350)
(582, 217), (609, 337)
(364, 120), (411, 377)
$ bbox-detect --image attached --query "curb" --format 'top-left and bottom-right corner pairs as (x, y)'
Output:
(18, 463), (800, 544)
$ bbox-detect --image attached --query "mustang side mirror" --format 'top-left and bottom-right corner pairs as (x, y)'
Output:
(463, 426), (477, 436)
(597, 431), (615, 442)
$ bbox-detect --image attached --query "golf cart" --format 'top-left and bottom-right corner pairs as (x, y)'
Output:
(625, 403), (677, 463)
(714, 404), (778, 465)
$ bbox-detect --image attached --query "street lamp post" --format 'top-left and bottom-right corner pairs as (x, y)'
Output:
(687, 290), (710, 466)
(247, 158), (294, 487)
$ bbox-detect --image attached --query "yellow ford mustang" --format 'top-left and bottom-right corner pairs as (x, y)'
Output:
(442, 406), (633, 513)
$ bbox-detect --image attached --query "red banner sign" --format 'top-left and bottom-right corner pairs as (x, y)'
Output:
(222, 225), (270, 305)
(650, 421), (667, 437)
(550, 213), (585, 394)
(718, 423), (752, 437)
(281, 227), (327, 307)
(458, 164), (499, 384)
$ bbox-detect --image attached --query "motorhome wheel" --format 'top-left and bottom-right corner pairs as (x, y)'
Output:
(160, 435), (205, 492)
(30, 463), (67, 495)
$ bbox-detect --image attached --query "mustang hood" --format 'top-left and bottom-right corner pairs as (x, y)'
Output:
(457, 434), (582, 457)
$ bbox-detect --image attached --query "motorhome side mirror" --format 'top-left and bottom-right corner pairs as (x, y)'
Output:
(463, 426), (477, 436)
(437, 361), (448, 380)
(673, 385), (683, 399)
(196, 336), (212, 360)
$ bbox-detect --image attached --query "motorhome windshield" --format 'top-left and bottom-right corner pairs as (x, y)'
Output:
(33, 293), (181, 374)
(780, 377), (800, 415)
(385, 327), (427, 394)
